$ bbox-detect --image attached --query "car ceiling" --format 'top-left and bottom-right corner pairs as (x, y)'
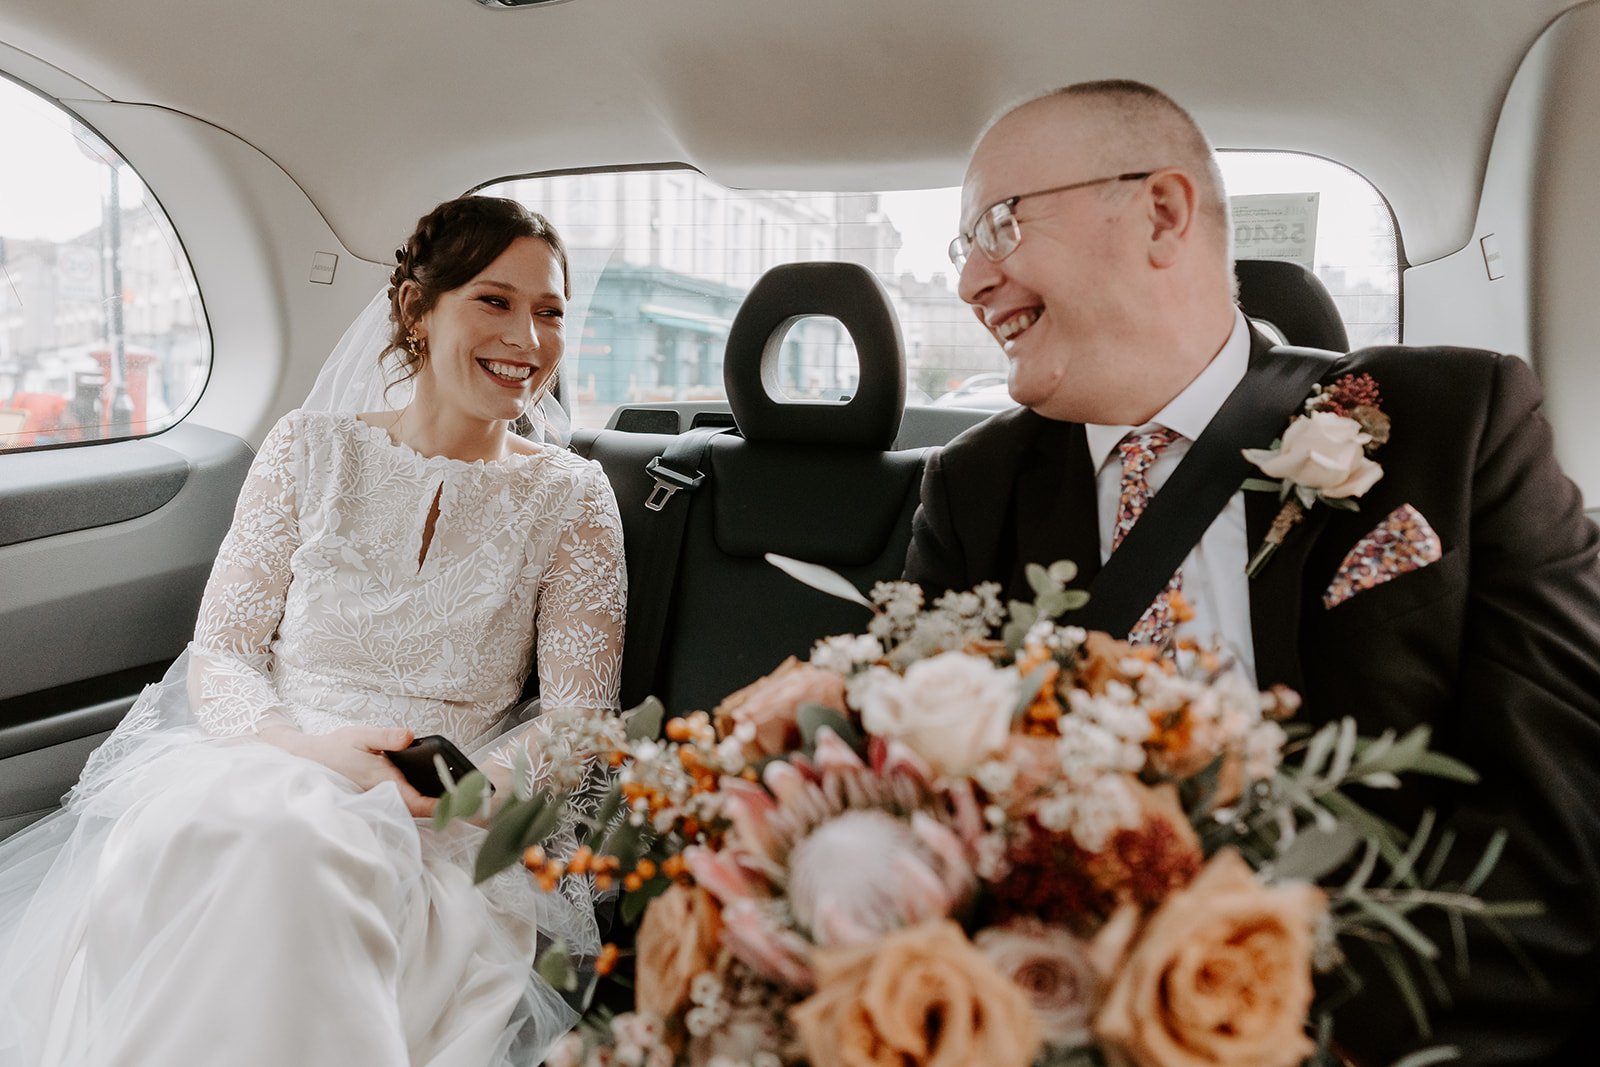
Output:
(0, 0), (1583, 265)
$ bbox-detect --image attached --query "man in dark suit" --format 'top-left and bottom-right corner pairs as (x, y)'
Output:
(905, 80), (1600, 1065)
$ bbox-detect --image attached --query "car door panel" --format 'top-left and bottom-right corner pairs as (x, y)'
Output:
(0, 423), (253, 838)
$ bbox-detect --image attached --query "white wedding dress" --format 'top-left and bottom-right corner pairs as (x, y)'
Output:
(0, 409), (626, 1067)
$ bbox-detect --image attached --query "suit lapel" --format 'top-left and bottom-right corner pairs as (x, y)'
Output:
(1240, 330), (1342, 693)
(1245, 488), (1333, 694)
(1012, 417), (1100, 600)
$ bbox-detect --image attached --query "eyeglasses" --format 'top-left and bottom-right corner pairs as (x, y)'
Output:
(948, 171), (1154, 270)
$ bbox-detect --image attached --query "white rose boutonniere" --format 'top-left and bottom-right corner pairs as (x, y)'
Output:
(1241, 372), (1389, 577)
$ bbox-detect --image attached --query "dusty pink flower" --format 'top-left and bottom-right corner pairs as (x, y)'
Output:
(714, 656), (847, 758)
(975, 919), (1105, 1047)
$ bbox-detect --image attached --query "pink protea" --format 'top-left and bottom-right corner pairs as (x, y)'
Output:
(721, 898), (817, 990)
(787, 808), (977, 947)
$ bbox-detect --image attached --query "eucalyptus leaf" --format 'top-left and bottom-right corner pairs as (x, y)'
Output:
(1327, 717), (1359, 784)
(624, 697), (665, 743)
(449, 770), (491, 820)
(1383, 809), (1435, 890)
(1389, 1047), (1462, 1067)
(1272, 822), (1362, 882)
(1025, 562), (1054, 598)
(1011, 663), (1055, 723)
(474, 788), (556, 884)
(536, 939), (578, 992)
(620, 876), (672, 925)
(1302, 721), (1339, 780)
(1460, 828), (1508, 897)
(1319, 789), (1411, 869)
(1036, 589), (1075, 619)
(1355, 896), (1441, 959)
(433, 753), (459, 793)
(1404, 751), (1479, 784)
(1323, 495), (1361, 512)
(797, 703), (863, 755)
(602, 819), (646, 870)
(764, 553), (874, 610)
(1060, 589), (1090, 611)
(1342, 838), (1380, 892)
(1047, 559), (1079, 584)
(1240, 477), (1282, 494)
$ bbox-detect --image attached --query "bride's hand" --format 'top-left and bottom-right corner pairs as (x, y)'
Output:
(259, 724), (438, 818)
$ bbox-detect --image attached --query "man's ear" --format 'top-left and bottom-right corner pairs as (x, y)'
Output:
(1144, 169), (1200, 269)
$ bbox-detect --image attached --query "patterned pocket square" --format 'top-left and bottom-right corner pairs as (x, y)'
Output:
(1322, 503), (1443, 609)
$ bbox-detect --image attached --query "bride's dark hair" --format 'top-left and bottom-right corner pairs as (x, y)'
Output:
(383, 196), (570, 386)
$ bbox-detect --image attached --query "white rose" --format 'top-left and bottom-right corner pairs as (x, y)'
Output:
(1244, 410), (1382, 498)
(855, 652), (1016, 777)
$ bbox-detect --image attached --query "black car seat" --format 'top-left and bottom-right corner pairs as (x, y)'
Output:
(1234, 259), (1350, 351)
(572, 262), (929, 714)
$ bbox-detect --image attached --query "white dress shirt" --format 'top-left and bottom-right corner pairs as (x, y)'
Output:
(1083, 310), (1256, 682)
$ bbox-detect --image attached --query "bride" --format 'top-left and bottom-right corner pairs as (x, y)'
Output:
(0, 196), (625, 1066)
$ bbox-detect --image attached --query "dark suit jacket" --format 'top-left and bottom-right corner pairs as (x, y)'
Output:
(905, 331), (1600, 1066)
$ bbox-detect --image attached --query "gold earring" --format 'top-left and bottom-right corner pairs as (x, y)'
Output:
(405, 329), (426, 358)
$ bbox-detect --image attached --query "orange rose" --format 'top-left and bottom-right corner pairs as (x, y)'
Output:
(635, 884), (723, 1020)
(713, 656), (847, 758)
(1094, 849), (1325, 1067)
(791, 920), (1040, 1067)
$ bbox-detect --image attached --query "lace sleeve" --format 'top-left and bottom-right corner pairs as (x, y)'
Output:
(534, 464), (626, 716)
(187, 413), (303, 737)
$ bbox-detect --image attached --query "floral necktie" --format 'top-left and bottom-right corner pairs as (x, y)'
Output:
(1113, 426), (1184, 648)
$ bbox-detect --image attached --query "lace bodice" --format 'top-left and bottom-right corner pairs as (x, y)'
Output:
(188, 410), (625, 748)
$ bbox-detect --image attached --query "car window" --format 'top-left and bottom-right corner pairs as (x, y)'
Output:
(0, 75), (209, 452)
(485, 153), (1398, 431)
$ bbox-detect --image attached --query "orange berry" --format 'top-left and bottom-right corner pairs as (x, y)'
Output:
(596, 943), (621, 977)
(567, 847), (593, 876)
(634, 859), (658, 880)
(623, 873), (644, 892)
(661, 854), (687, 878)
(665, 719), (691, 742)
(522, 844), (547, 870)
(594, 872), (614, 892)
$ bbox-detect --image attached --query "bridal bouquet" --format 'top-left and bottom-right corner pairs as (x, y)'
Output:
(443, 559), (1530, 1067)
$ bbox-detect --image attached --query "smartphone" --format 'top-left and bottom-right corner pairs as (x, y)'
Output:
(383, 734), (492, 798)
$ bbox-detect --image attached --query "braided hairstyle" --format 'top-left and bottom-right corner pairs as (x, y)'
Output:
(383, 196), (571, 390)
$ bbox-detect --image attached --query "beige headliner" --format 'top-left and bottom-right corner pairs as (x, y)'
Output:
(0, 0), (1581, 264)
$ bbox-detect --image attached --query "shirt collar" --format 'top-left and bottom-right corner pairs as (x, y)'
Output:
(1083, 308), (1252, 474)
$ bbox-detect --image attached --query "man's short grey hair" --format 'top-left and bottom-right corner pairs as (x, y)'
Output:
(991, 80), (1234, 256)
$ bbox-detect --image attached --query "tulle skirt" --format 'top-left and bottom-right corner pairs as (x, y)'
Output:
(0, 663), (594, 1067)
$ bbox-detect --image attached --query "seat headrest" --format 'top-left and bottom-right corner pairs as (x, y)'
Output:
(1234, 259), (1350, 352)
(724, 262), (906, 449)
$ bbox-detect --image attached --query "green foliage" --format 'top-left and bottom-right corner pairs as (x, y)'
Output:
(620, 875), (672, 925)
(536, 938), (578, 992)
(797, 702), (863, 755)
(623, 696), (664, 743)
(431, 769), (490, 831)
(473, 788), (565, 884)
(1011, 663), (1055, 723)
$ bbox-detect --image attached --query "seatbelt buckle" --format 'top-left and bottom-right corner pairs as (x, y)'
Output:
(644, 456), (705, 511)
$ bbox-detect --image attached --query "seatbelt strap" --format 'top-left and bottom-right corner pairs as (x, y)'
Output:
(1071, 345), (1339, 639)
(621, 426), (733, 708)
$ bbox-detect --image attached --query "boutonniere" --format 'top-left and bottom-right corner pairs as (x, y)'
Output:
(1240, 373), (1389, 578)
